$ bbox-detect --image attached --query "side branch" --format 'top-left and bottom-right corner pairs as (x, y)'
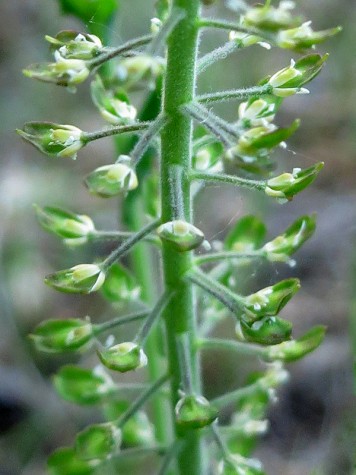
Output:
(196, 84), (273, 105)
(189, 171), (266, 192)
(83, 122), (151, 143)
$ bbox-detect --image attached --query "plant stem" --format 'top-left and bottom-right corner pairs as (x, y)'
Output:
(194, 250), (264, 266)
(131, 115), (168, 166)
(83, 122), (150, 143)
(190, 171), (266, 192)
(160, 1), (205, 474)
(102, 218), (161, 270)
(90, 34), (154, 69)
(197, 41), (241, 75)
(93, 310), (149, 335)
(198, 337), (267, 358)
(198, 18), (275, 43)
(196, 84), (273, 104)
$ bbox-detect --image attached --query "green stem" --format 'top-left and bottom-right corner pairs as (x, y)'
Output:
(196, 84), (273, 104)
(102, 218), (161, 270)
(198, 18), (275, 43)
(160, 1), (205, 474)
(197, 41), (241, 75)
(135, 291), (173, 345)
(190, 171), (266, 192)
(93, 310), (149, 335)
(131, 114), (168, 166)
(90, 34), (154, 69)
(194, 250), (265, 266)
(198, 337), (267, 358)
(117, 374), (169, 428)
(83, 122), (150, 143)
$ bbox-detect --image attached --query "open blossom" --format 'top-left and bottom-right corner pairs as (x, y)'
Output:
(46, 31), (103, 60)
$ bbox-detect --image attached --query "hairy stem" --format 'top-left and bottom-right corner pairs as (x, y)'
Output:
(160, 1), (205, 474)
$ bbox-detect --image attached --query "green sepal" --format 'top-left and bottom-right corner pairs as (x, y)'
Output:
(23, 60), (89, 90)
(283, 54), (328, 88)
(242, 278), (300, 322)
(97, 342), (147, 373)
(84, 159), (138, 198)
(242, 2), (303, 31)
(17, 122), (84, 159)
(239, 316), (292, 345)
(34, 205), (94, 241)
(157, 220), (205, 252)
(90, 76), (137, 125)
(45, 264), (105, 294)
(264, 325), (326, 362)
(225, 215), (266, 252)
(46, 31), (103, 60)
(101, 263), (141, 303)
(29, 318), (93, 353)
(277, 23), (342, 51)
(75, 423), (122, 461)
(47, 447), (98, 475)
(193, 140), (223, 171)
(263, 215), (316, 261)
(53, 365), (115, 405)
(103, 401), (155, 447)
(175, 394), (218, 429)
(265, 162), (324, 201)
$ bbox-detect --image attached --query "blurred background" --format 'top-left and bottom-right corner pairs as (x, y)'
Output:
(0, 0), (355, 474)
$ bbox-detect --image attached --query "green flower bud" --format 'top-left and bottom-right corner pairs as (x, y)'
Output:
(117, 55), (165, 89)
(228, 31), (271, 50)
(75, 423), (122, 461)
(84, 157), (138, 197)
(98, 342), (147, 373)
(175, 394), (218, 429)
(277, 22), (342, 50)
(122, 411), (155, 447)
(238, 98), (277, 128)
(46, 31), (103, 60)
(242, 278), (300, 321)
(34, 205), (94, 243)
(268, 54), (328, 97)
(17, 122), (85, 159)
(262, 215), (316, 261)
(29, 318), (93, 353)
(45, 264), (105, 294)
(157, 220), (205, 252)
(47, 447), (98, 475)
(264, 325), (326, 362)
(53, 365), (115, 405)
(239, 316), (293, 345)
(101, 263), (141, 303)
(218, 454), (265, 475)
(91, 76), (137, 125)
(23, 53), (90, 90)
(265, 162), (324, 202)
(225, 215), (266, 252)
(242, 1), (302, 31)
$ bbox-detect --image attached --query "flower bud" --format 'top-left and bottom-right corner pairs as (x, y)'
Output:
(277, 22), (342, 50)
(265, 325), (326, 362)
(23, 54), (90, 90)
(157, 220), (204, 252)
(45, 264), (105, 294)
(75, 423), (122, 461)
(229, 31), (271, 50)
(29, 318), (93, 353)
(238, 98), (277, 128)
(53, 365), (115, 405)
(242, 1), (302, 31)
(91, 76), (137, 125)
(268, 54), (327, 97)
(175, 394), (218, 429)
(239, 316), (293, 345)
(116, 55), (165, 89)
(218, 454), (265, 475)
(34, 205), (94, 243)
(242, 278), (300, 321)
(101, 263), (141, 303)
(225, 215), (266, 252)
(46, 31), (103, 60)
(47, 447), (99, 474)
(84, 157), (138, 197)
(98, 342), (147, 373)
(17, 122), (85, 159)
(265, 162), (324, 201)
(262, 215), (316, 261)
